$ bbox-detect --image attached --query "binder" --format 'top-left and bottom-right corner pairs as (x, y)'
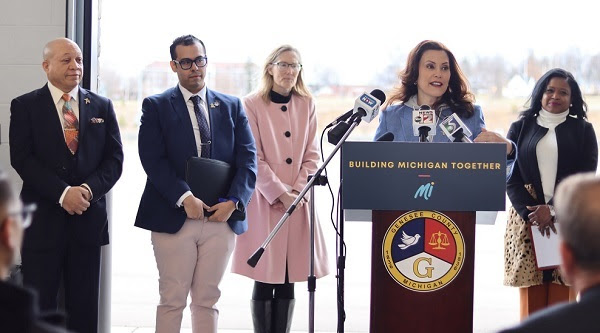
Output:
(185, 157), (245, 221)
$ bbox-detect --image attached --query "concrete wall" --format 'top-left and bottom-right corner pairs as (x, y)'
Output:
(0, 0), (67, 186)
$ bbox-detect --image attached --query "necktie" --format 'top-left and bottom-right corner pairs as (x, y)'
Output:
(61, 94), (79, 154)
(190, 95), (211, 158)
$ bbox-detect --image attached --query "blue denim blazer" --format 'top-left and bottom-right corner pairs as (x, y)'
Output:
(374, 103), (485, 142)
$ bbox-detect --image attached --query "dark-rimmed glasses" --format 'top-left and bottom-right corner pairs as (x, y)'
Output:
(173, 56), (208, 70)
(272, 62), (302, 71)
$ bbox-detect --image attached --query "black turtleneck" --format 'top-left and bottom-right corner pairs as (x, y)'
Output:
(269, 90), (292, 104)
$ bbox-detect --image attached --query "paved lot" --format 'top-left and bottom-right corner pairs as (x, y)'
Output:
(111, 140), (520, 332)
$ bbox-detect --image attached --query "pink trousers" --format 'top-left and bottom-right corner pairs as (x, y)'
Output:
(151, 219), (235, 333)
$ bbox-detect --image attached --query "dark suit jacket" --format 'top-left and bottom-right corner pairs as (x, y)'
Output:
(507, 114), (598, 221)
(0, 280), (70, 333)
(134, 86), (257, 235)
(499, 284), (600, 333)
(9, 84), (124, 248)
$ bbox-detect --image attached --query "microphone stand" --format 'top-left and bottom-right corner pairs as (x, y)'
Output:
(248, 116), (363, 333)
(418, 126), (431, 142)
(451, 128), (473, 143)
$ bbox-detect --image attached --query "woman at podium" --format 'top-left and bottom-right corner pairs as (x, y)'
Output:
(230, 45), (330, 333)
(504, 68), (598, 319)
(374, 40), (513, 154)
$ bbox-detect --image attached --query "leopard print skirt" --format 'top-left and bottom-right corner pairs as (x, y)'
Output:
(503, 206), (565, 287)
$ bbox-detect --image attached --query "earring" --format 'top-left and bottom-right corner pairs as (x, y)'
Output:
(570, 104), (573, 107)
(414, 82), (417, 85)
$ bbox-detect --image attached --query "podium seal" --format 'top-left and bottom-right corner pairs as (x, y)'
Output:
(382, 210), (465, 292)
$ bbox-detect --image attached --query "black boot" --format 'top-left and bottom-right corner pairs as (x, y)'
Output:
(272, 298), (295, 333)
(251, 299), (272, 333)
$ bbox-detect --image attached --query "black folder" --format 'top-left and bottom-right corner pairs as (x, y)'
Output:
(185, 157), (245, 221)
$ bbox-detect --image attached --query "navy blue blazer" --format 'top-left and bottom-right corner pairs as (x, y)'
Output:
(10, 84), (124, 247)
(499, 284), (600, 333)
(135, 86), (257, 235)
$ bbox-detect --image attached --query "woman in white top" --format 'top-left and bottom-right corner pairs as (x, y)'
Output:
(504, 68), (598, 319)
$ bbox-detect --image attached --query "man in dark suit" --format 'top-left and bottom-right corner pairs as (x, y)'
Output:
(9, 38), (123, 333)
(500, 172), (600, 333)
(135, 35), (256, 333)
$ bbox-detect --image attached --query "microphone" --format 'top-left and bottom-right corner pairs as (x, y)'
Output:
(327, 89), (387, 145)
(325, 110), (353, 129)
(350, 89), (386, 124)
(327, 121), (350, 145)
(375, 132), (394, 142)
(412, 105), (437, 142)
(439, 113), (473, 143)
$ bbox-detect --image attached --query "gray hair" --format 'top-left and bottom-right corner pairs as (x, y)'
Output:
(555, 172), (600, 271)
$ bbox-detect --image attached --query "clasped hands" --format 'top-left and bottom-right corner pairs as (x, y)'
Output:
(527, 204), (557, 238)
(182, 195), (235, 222)
(62, 186), (91, 215)
(272, 190), (306, 213)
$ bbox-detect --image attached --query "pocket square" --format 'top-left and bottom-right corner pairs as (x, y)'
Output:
(90, 117), (104, 124)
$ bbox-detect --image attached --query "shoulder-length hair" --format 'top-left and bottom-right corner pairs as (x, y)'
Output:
(521, 68), (587, 119)
(257, 45), (311, 102)
(384, 40), (475, 118)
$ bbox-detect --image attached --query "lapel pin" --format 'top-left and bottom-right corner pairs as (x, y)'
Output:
(85, 98), (91, 104)
(210, 101), (220, 108)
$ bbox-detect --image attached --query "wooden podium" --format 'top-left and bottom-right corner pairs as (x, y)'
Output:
(341, 142), (506, 333)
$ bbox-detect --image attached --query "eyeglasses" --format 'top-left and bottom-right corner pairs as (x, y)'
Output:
(7, 203), (37, 229)
(173, 56), (208, 70)
(272, 62), (302, 71)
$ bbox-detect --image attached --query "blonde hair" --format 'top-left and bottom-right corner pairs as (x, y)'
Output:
(257, 45), (311, 102)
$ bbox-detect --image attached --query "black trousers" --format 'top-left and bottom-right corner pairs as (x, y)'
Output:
(253, 267), (295, 300)
(22, 241), (101, 333)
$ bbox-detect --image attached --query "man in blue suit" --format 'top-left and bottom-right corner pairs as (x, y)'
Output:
(135, 35), (257, 333)
(9, 38), (124, 333)
(500, 173), (600, 333)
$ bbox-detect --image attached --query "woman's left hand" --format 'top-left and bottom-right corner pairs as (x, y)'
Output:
(474, 128), (513, 155)
(527, 204), (557, 237)
(272, 201), (286, 213)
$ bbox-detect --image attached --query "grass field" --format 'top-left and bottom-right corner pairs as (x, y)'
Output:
(110, 94), (600, 142)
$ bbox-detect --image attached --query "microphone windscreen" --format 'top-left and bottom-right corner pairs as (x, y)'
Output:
(370, 89), (387, 104)
(375, 132), (394, 142)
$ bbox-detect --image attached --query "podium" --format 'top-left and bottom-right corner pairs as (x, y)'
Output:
(341, 141), (506, 333)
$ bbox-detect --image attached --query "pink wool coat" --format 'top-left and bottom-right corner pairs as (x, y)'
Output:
(231, 93), (330, 283)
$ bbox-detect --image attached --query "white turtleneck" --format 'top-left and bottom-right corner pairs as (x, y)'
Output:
(536, 108), (569, 203)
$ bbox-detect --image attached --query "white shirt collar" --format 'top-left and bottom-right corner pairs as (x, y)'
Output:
(47, 81), (79, 105)
(179, 84), (207, 103)
(405, 95), (420, 109)
(405, 95), (449, 111)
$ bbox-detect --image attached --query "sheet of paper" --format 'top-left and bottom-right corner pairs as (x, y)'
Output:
(531, 226), (562, 269)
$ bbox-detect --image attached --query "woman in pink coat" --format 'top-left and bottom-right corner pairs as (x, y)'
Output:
(231, 45), (329, 333)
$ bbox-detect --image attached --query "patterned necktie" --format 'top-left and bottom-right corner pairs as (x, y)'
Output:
(61, 94), (79, 154)
(190, 95), (211, 158)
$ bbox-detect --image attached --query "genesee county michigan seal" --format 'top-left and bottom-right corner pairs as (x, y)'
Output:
(382, 210), (465, 292)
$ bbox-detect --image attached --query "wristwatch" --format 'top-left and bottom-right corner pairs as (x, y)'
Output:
(548, 205), (556, 220)
(229, 197), (243, 212)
